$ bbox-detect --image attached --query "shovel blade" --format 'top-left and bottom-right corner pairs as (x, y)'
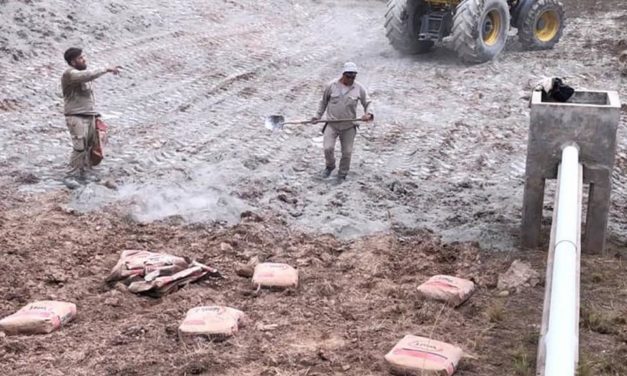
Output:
(264, 115), (285, 131)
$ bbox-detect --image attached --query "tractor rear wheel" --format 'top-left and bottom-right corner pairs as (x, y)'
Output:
(385, 0), (434, 54)
(451, 0), (510, 63)
(518, 0), (564, 50)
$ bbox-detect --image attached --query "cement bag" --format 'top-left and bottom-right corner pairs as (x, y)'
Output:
(128, 261), (217, 296)
(384, 335), (463, 376)
(106, 250), (221, 297)
(0, 301), (76, 335)
(252, 263), (298, 288)
(106, 250), (189, 284)
(179, 306), (246, 340)
(417, 275), (475, 307)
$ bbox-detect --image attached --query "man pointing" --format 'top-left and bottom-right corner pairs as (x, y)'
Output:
(61, 47), (120, 186)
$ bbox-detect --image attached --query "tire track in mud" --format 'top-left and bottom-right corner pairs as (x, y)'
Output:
(0, 0), (625, 247)
(0, 0), (332, 183)
(103, 9), (343, 180)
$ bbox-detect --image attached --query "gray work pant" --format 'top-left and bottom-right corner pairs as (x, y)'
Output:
(65, 115), (96, 173)
(323, 124), (356, 177)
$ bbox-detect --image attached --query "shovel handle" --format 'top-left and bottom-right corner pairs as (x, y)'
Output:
(282, 120), (316, 125)
(282, 118), (364, 126)
(324, 118), (365, 124)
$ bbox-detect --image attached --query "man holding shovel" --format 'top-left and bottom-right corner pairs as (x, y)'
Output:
(61, 47), (121, 188)
(312, 62), (374, 181)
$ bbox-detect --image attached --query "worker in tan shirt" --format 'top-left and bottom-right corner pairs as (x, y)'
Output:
(61, 47), (120, 186)
(312, 62), (374, 181)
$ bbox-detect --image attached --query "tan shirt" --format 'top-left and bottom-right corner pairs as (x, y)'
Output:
(316, 79), (374, 130)
(61, 67), (108, 116)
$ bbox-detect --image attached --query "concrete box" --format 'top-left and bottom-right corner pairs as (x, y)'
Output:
(522, 90), (621, 253)
(527, 90), (621, 178)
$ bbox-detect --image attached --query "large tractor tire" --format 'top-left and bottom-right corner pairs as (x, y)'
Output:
(451, 0), (510, 63)
(518, 0), (564, 50)
(385, 0), (434, 54)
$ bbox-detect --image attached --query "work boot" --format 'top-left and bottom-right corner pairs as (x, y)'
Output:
(62, 176), (82, 190)
(322, 167), (335, 178)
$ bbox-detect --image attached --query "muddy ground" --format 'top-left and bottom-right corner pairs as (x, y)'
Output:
(0, 0), (626, 375)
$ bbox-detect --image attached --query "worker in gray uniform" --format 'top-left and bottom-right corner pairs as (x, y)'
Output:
(312, 62), (374, 181)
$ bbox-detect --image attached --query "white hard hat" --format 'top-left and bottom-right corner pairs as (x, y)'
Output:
(342, 62), (358, 73)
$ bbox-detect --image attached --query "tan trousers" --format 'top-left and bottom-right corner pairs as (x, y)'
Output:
(323, 124), (356, 177)
(65, 115), (97, 173)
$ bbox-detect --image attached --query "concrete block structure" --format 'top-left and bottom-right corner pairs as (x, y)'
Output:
(521, 90), (622, 253)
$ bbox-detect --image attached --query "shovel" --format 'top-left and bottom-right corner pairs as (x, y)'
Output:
(265, 115), (367, 131)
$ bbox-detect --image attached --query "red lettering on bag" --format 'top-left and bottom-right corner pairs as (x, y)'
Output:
(182, 319), (206, 326)
(424, 281), (460, 291)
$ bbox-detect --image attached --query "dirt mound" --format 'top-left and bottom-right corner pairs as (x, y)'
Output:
(0, 190), (626, 375)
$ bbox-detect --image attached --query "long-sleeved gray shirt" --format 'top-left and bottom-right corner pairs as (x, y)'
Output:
(61, 67), (108, 116)
(316, 79), (374, 130)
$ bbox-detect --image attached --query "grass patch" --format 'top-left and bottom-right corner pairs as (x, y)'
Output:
(577, 354), (593, 376)
(485, 301), (506, 323)
(511, 345), (533, 376)
(580, 308), (625, 335)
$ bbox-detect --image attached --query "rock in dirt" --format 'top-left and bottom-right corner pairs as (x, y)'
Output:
(497, 260), (540, 292)
(104, 290), (123, 307)
(62, 177), (82, 190)
(385, 335), (464, 376)
(101, 179), (118, 190)
(113, 282), (128, 293)
(255, 323), (279, 332)
(236, 263), (255, 278)
(235, 256), (259, 278)
(0, 301), (76, 335)
(417, 275), (475, 307)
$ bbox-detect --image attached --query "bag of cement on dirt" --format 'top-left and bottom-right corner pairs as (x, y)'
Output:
(179, 306), (246, 340)
(106, 250), (188, 283)
(252, 262), (298, 288)
(384, 335), (463, 376)
(128, 261), (220, 296)
(106, 250), (221, 297)
(0, 301), (76, 335)
(417, 275), (475, 307)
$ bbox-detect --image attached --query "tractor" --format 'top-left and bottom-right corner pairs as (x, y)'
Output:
(385, 0), (565, 63)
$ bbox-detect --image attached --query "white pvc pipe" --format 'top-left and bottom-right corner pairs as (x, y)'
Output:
(545, 145), (581, 376)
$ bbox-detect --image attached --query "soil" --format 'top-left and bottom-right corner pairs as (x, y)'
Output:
(0, 0), (626, 375)
(1, 189), (626, 375)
